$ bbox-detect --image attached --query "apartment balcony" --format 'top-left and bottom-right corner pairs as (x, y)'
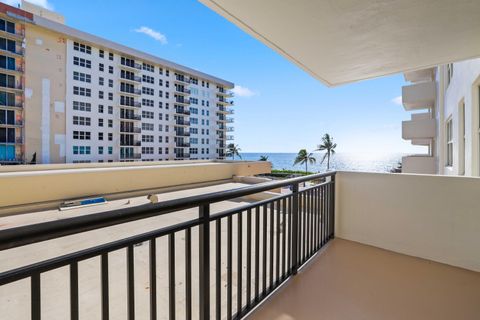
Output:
(175, 119), (190, 126)
(0, 64), (24, 75)
(175, 152), (190, 159)
(217, 117), (227, 123)
(226, 135), (234, 140)
(120, 113), (142, 121)
(404, 68), (435, 83)
(0, 169), (479, 320)
(0, 119), (23, 127)
(120, 75), (142, 83)
(402, 112), (435, 140)
(217, 90), (234, 97)
(119, 62), (142, 72)
(120, 140), (141, 147)
(174, 108), (191, 116)
(175, 131), (190, 137)
(226, 117), (234, 123)
(0, 28), (25, 41)
(402, 81), (436, 111)
(218, 98), (234, 105)
(120, 153), (141, 160)
(175, 87), (191, 95)
(120, 101), (141, 109)
(174, 76), (190, 84)
(0, 46), (24, 57)
(175, 98), (190, 105)
(402, 155), (436, 174)
(175, 142), (191, 148)
(226, 127), (234, 132)
(120, 126), (141, 133)
(0, 83), (24, 92)
(119, 88), (142, 96)
(217, 106), (233, 114)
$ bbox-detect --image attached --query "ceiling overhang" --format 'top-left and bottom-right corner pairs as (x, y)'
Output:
(199, 0), (480, 86)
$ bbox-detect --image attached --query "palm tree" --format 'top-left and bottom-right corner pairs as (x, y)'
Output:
(316, 134), (337, 170)
(293, 149), (316, 174)
(259, 155), (269, 161)
(226, 143), (242, 160)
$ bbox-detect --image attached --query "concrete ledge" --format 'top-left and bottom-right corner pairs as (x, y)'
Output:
(336, 171), (480, 272)
(0, 161), (271, 214)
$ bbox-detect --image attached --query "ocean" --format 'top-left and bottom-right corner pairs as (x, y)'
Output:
(239, 152), (404, 173)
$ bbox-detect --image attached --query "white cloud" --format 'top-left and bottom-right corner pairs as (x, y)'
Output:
(391, 96), (402, 106)
(2, 0), (54, 10)
(232, 85), (257, 98)
(134, 26), (167, 44)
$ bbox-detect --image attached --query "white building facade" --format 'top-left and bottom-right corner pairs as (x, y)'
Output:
(401, 59), (480, 176)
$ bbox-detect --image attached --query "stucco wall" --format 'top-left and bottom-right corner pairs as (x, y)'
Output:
(335, 171), (480, 272)
(24, 24), (67, 164)
(440, 59), (480, 176)
(0, 160), (271, 214)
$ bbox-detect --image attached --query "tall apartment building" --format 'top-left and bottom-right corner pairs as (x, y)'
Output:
(0, 1), (234, 164)
(400, 59), (480, 176)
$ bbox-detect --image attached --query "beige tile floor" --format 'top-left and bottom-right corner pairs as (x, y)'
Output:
(247, 238), (480, 320)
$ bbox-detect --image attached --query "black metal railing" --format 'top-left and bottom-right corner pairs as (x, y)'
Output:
(0, 172), (335, 320)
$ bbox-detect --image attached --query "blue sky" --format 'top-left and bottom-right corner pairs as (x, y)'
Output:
(6, 0), (422, 154)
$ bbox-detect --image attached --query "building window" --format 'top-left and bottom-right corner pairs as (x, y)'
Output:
(73, 101), (91, 112)
(108, 146), (113, 154)
(109, 52), (114, 61)
(73, 116), (91, 126)
(73, 131), (91, 140)
(98, 146), (104, 155)
(73, 146), (91, 155)
(108, 106), (113, 114)
(108, 133), (113, 141)
(99, 63), (104, 72)
(99, 77), (104, 86)
(73, 42), (91, 54)
(109, 66), (113, 74)
(99, 49), (104, 58)
(73, 86), (91, 97)
(98, 132), (103, 140)
(98, 105), (104, 113)
(73, 57), (91, 69)
(73, 71), (91, 83)
(446, 118), (453, 167)
(447, 63), (453, 86)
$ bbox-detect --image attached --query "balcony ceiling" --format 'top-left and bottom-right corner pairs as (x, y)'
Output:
(199, 0), (480, 86)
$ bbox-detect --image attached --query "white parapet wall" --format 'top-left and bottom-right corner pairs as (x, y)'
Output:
(335, 171), (480, 272)
(0, 160), (271, 215)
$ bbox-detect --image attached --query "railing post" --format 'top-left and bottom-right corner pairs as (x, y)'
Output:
(330, 174), (335, 239)
(199, 203), (210, 320)
(291, 183), (299, 275)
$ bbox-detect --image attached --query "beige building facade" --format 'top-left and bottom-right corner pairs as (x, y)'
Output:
(0, 1), (234, 165)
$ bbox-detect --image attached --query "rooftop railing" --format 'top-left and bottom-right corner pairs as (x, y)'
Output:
(0, 172), (335, 320)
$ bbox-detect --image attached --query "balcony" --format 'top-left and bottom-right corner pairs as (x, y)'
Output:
(402, 155), (436, 174)
(120, 126), (141, 133)
(175, 87), (191, 95)
(120, 101), (141, 108)
(217, 90), (234, 97)
(120, 140), (141, 147)
(175, 119), (190, 126)
(402, 113), (435, 140)
(226, 117), (234, 123)
(226, 135), (234, 140)
(120, 153), (141, 160)
(174, 76), (190, 84)
(119, 62), (142, 72)
(174, 108), (190, 116)
(218, 98), (234, 105)
(120, 75), (142, 83)
(0, 28), (25, 40)
(175, 131), (190, 137)
(402, 81), (436, 111)
(0, 83), (23, 92)
(175, 98), (190, 105)
(176, 142), (191, 148)
(0, 170), (479, 319)
(0, 47), (24, 57)
(218, 106), (233, 114)
(0, 119), (23, 126)
(0, 64), (23, 74)
(226, 127), (234, 132)
(404, 68), (435, 83)
(175, 152), (190, 159)
(119, 88), (142, 96)
(120, 113), (142, 121)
